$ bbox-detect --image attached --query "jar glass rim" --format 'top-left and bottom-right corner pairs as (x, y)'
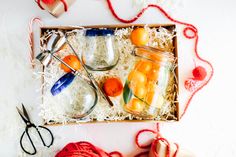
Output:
(132, 46), (175, 66)
(85, 29), (114, 36)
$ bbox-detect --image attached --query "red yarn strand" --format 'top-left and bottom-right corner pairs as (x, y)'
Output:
(107, 0), (197, 30)
(134, 151), (149, 157)
(109, 151), (123, 157)
(173, 143), (179, 157)
(60, 0), (68, 11)
(134, 124), (178, 157)
(150, 137), (172, 157)
(135, 129), (157, 149)
(37, 0), (45, 10)
(180, 36), (214, 119)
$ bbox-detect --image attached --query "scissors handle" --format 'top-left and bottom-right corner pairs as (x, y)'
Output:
(37, 125), (54, 147)
(20, 125), (54, 155)
(20, 129), (37, 155)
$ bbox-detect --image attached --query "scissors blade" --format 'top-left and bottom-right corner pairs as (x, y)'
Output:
(16, 107), (29, 124)
(21, 103), (31, 122)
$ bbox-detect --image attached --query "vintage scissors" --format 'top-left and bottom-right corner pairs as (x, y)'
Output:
(16, 104), (54, 155)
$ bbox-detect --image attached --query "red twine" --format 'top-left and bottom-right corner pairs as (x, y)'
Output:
(55, 141), (123, 157)
(184, 66), (207, 92)
(37, 0), (68, 12)
(54, 124), (177, 157)
(135, 124), (179, 157)
(106, 0), (214, 119)
(135, 129), (158, 149)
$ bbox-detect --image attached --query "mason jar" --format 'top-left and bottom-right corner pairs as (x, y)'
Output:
(50, 72), (98, 119)
(123, 46), (175, 119)
(82, 29), (119, 71)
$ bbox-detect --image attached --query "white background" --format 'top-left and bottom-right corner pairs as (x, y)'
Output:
(0, 0), (236, 156)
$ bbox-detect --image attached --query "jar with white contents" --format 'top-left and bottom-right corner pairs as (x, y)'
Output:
(82, 29), (119, 71)
(123, 46), (175, 119)
(50, 72), (98, 119)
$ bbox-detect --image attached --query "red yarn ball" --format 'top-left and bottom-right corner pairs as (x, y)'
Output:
(42, 0), (55, 4)
(55, 141), (123, 157)
(192, 66), (207, 81)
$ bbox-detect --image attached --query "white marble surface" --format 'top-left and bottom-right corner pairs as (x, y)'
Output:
(0, 0), (236, 156)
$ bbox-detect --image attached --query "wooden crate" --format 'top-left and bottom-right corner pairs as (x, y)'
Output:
(39, 24), (179, 125)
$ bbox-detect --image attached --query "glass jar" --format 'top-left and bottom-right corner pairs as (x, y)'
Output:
(51, 72), (98, 118)
(123, 46), (175, 119)
(82, 29), (119, 71)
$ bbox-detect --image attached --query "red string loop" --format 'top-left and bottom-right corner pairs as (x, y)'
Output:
(134, 124), (179, 157)
(151, 137), (171, 157)
(173, 143), (179, 157)
(134, 151), (149, 157)
(135, 129), (157, 149)
(60, 0), (68, 11)
(183, 27), (197, 39)
(109, 151), (123, 157)
(107, 0), (197, 30)
(37, 0), (45, 10)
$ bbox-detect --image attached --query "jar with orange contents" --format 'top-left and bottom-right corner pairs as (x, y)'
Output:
(123, 46), (175, 119)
